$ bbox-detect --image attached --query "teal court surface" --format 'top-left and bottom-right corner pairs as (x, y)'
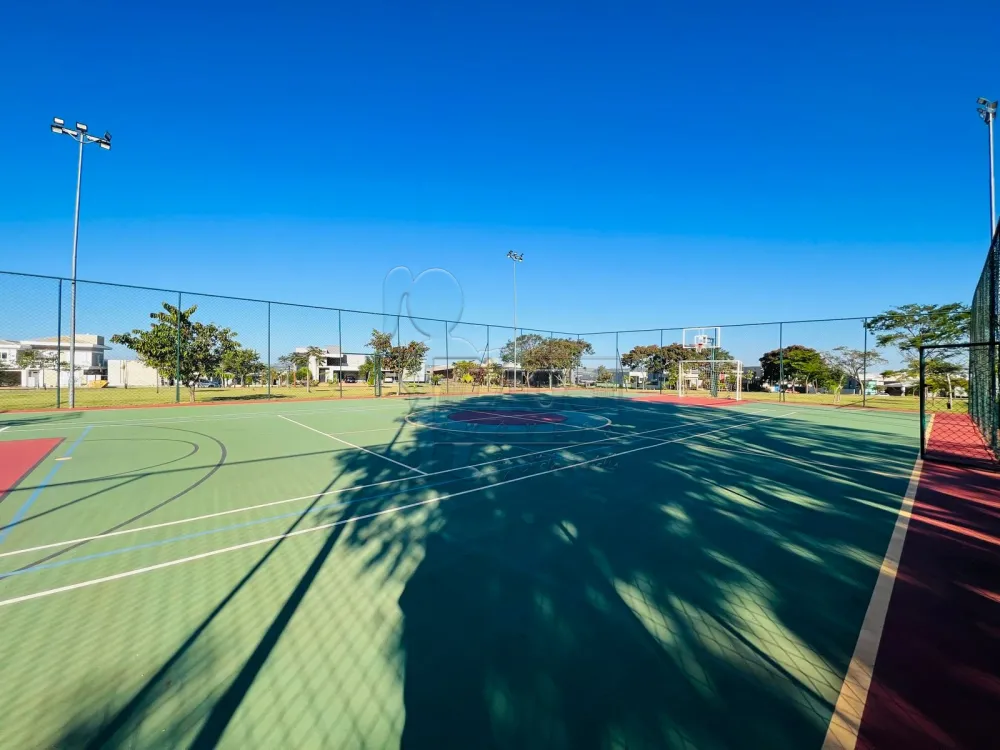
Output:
(0, 392), (919, 749)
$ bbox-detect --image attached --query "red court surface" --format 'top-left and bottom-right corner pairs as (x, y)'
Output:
(0, 438), (63, 503)
(857, 458), (1000, 749)
(447, 409), (568, 425)
(633, 393), (747, 407)
(924, 412), (996, 466)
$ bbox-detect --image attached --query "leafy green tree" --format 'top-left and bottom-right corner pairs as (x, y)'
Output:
(759, 345), (827, 391)
(453, 360), (477, 382)
(500, 333), (546, 386)
(111, 303), (236, 402)
(596, 365), (613, 383)
(359, 357), (375, 385)
(865, 303), (970, 361)
(221, 346), (263, 387)
(923, 358), (965, 408)
(535, 338), (593, 387)
(387, 340), (430, 393)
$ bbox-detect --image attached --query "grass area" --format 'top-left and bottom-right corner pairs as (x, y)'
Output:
(0, 382), (519, 411)
(0, 381), (964, 413)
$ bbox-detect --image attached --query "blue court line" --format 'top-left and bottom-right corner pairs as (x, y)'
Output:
(0, 427), (91, 546)
(0, 470), (472, 578)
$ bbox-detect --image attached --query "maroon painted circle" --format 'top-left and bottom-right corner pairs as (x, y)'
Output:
(447, 409), (567, 426)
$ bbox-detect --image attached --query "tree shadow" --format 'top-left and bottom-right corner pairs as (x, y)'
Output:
(15, 394), (920, 748)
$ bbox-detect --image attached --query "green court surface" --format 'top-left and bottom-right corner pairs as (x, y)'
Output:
(0, 393), (918, 749)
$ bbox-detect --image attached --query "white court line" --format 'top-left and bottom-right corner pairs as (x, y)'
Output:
(0, 426), (9, 434)
(0, 410), (797, 608)
(277, 415), (429, 476)
(820, 455), (924, 749)
(0, 408), (754, 559)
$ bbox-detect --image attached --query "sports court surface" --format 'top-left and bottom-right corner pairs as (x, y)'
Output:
(0, 392), (942, 748)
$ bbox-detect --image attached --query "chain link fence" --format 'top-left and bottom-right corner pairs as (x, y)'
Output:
(920, 343), (992, 467)
(1, 269), (902, 412)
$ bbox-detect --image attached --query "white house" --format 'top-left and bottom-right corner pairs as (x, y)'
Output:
(0, 334), (109, 388)
(302, 345), (428, 383)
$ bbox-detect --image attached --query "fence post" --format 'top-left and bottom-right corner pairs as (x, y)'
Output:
(615, 330), (620, 396)
(397, 314), (402, 396)
(444, 321), (449, 396)
(175, 292), (182, 403)
(659, 329), (664, 394)
(338, 310), (343, 399)
(863, 318), (868, 408)
(919, 347), (926, 459)
(486, 325), (490, 393)
(266, 302), (272, 400)
(778, 322), (784, 403)
(56, 280), (63, 408)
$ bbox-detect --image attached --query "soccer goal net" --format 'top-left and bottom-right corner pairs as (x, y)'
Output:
(677, 359), (743, 400)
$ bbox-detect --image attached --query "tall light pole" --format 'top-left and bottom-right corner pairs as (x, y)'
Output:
(50, 117), (111, 407)
(978, 98), (997, 239)
(506, 251), (524, 389)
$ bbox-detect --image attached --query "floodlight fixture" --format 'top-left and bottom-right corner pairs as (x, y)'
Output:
(53, 117), (65, 126)
(76, 122), (87, 132)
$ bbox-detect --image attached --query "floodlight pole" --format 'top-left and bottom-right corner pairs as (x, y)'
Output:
(979, 98), (997, 239)
(50, 118), (112, 408)
(69, 137), (84, 409)
(507, 251), (524, 390)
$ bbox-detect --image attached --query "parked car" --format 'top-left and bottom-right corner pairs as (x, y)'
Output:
(344, 376), (357, 384)
(194, 379), (221, 388)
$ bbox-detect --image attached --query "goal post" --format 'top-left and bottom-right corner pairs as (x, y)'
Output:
(677, 359), (743, 400)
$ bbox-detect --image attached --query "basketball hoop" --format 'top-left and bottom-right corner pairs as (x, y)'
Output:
(694, 341), (705, 355)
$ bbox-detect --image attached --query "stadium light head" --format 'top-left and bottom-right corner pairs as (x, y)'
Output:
(76, 122), (88, 132)
(98, 140), (110, 150)
(52, 117), (65, 127)
(103, 131), (111, 142)
(506, 250), (524, 262)
(50, 124), (62, 134)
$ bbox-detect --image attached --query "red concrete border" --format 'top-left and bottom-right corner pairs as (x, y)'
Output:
(0, 438), (64, 504)
(856, 453), (1000, 748)
(924, 412), (995, 466)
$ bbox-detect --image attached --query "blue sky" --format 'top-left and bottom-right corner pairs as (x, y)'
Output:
(0, 0), (997, 365)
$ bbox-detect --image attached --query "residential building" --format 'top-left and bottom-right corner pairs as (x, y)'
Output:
(301, 345), (430, 383)
(0, 334), (109, 387)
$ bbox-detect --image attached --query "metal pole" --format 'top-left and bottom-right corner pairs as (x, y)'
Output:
(512, 261), (518, 391)
(486, 325), (490, 393)
(267, 302), (272, 399)
(778, 323), (784, 403)
(919, 347), (926, 459)
(862, 318), (868, 408)
(444, 321), (450, 396)
(175, 292), (182, 403)
(615, 331), (620, 395)
(68, 136), (84, 408)
(989, 109), (996, 238)
(659, 329), (664, 394)
(56, 279), (62, 408)
(338, 310), (343, 399)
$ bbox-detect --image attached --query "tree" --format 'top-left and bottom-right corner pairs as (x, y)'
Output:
(221, 346), (263, 387)
(278, 347), (323, 392)
(111, 303), (237, 402)
(620, 343), (691, 388)
(453, 360), (477, 382)
(387, 340), (430, 393)
(500, 333), (546, 386)
(535, 338), (593, 388)
(826, 346), (887, 395)
(359, 357), (375, 385)
(596, 365), (613, 383)
(924, 358), (965, 409)
(759, 345), (827, 392)
(865, 303), (970, 361)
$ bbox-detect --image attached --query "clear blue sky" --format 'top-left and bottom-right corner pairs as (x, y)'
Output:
(0, 0), (997, 364)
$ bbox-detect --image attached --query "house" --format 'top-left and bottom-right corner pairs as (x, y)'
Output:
(302, 345), (430, 383)
(0, 334), (109, 388)
(106, 359), (162, 388)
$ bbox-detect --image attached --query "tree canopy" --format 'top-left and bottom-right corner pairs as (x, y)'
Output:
(759, 345), (828, 388)
(111, 303), (239, 401)
(865, 303), (970, 358)
(500, 335), (593, 385)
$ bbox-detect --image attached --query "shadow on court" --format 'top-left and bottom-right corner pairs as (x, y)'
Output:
(19, 395), (919, 748)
